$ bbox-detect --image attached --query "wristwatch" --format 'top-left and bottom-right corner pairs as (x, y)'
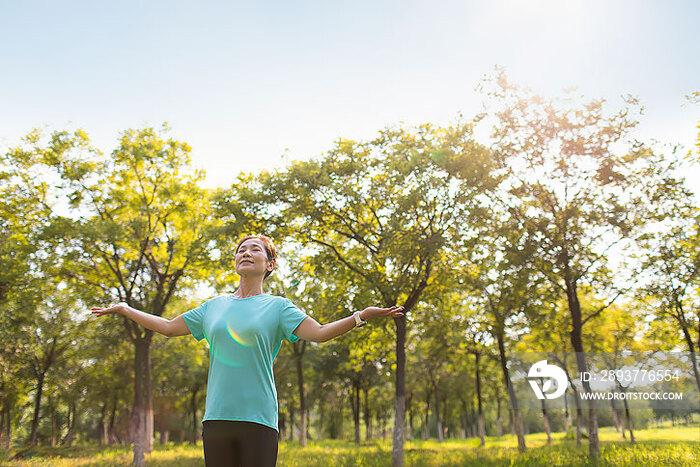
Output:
(352, 310), (368, 327)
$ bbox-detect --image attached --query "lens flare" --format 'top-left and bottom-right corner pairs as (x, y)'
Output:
(227, 323), (252, 347)
(209, 321), (255, 368)
(211, 348), (243, 368)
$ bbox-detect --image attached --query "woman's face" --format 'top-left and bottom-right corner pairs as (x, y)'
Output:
(235, 238), (274, 278)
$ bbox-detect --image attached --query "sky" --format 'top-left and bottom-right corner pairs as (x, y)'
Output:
(1, 0), (698, 191)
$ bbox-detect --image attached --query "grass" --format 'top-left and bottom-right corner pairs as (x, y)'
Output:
(1, 424), (698, 466)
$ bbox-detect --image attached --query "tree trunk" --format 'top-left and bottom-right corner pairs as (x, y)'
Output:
(566, 278), (600, 458)
(475, 352), (486, 447)
(108, 397), (118, 445)
(293, 341), (307, 447)
(190, 386), (199, 445)
(496, 386), (503, 437)
(98, 401), (107, 446)
(102, 417), (109, 446)
(621, 391), (635, 444)
(306, 407), (311, 442)
(51, 406), (57, 447)
(131, 337), (152, 467)
(423, 388), (430, 440)
(28, 372), (46, 447)
(467, 404), (474, 438)
(316, 401), (322, 441)
(337, 403), (344, 440)
(351, 380), (361, 444)
(680, 323), (700, 392)
(442, 392), (449, 439)
(434, 379), (443, 442)
(68, 402), (77, 447)
(566, 376), (583, 446)
(61, 401), (77, 447)
(610, 395), (621, 433)
(470, 399), (477, 440)
(541, 398), (552, 444)
(405, 392), (412, 441)
(575, 399), (583, 445)
(364, 386), (371, 441)
(459, 400), (466, 439)
(146, 402), (153, 452)
(289, 406), (295, 441)
(564, 391), (571, 433)
(392, 315), (406, 467)
(496, 330), (526, 451)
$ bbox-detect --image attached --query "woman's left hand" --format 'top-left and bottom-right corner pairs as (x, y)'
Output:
(360, 305), (405, 320)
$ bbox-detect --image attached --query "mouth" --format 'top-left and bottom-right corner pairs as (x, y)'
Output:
(240, 260), (253, 264)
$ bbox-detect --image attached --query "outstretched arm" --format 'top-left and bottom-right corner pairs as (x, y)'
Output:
(90, 303), (191, 337)
(292, 306), (404, 343)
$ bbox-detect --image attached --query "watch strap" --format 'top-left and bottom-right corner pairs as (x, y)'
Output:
(353, 310), (367, 327)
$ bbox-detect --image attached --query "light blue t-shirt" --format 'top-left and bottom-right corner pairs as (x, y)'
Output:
(182, 293), (308, 432)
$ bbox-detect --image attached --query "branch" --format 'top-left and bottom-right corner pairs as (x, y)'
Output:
(403, 258), (431, 311)
(326, 207), (379, 255)
(367, 204), (385, 234)
(122, 315), (137, 343)
(581, 288), (628, 326)
(579, 236), (627, 278)
(310, 238), (372, 283)
(127, 236), (151, 297)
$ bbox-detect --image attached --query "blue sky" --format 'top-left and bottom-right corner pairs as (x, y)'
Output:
(1, 0), (698, 190)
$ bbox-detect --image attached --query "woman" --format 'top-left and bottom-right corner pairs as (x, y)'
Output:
(91, 234), (404, 467)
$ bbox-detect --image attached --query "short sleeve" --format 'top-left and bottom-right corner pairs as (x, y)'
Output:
(279, 299), (309, 342)
(182, 300), (209, 341)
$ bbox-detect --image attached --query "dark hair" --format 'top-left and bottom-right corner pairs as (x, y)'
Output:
(235, 235), (277, 279)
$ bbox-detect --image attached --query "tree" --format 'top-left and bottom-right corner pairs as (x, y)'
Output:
(79, 318), (132, 446)
(589, 304), (644, 443)
(23, 292), (81, 447)
(465, 210), (542, 452)
(228, 121), (494, 465)
(639, 208), (700, 392)
(151, 297), (209, 445)
(1, 130), (59, 448)
(517, 296), (585, 445)
(482, 71), (677, 457)
(25, 126), (216, 466)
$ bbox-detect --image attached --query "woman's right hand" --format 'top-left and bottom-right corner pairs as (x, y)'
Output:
(90, 302), (127, 317)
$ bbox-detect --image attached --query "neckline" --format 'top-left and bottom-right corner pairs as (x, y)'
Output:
(228, 293), (269, 300)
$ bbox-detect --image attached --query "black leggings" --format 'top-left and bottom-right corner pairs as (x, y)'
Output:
(202, 420), (279, 467)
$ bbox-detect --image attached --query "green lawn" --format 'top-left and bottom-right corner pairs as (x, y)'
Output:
(2, 424), (698, 466)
